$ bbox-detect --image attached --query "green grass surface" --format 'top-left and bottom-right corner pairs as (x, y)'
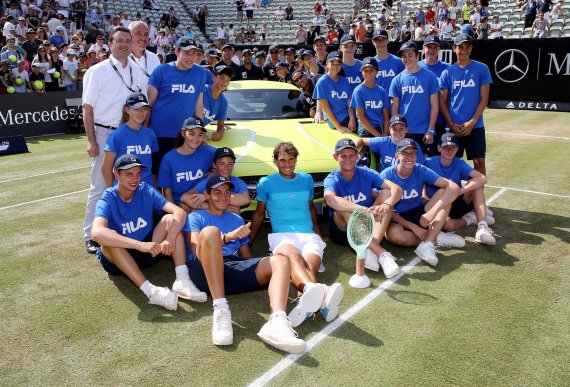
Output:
(0, 110), (569, 386)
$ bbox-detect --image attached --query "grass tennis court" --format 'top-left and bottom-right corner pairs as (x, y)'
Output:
(1, 110), (569, 386)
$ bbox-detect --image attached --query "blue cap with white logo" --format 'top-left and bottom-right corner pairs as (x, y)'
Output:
(326, 51), (342, 62)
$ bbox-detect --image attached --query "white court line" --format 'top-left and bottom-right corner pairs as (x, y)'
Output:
(248, 190), (507, 387)
(486, 131), (570, 140)
(0, 166), (90, 184)
(487, 185), (570, 199)
(0, 189), (89, 211)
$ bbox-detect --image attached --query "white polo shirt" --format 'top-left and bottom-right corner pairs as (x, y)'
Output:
(82, 55), (148, 127)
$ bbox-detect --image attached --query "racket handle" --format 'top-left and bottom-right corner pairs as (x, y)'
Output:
(356, 258), (365, 277)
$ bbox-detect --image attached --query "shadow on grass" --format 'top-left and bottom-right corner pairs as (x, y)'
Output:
(26, 133), (85, 143)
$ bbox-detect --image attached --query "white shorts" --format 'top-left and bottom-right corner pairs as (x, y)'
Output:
(268, 232), (326, 259)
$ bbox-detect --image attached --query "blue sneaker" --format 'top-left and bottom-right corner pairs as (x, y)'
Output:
(319, 283), (344, 322)
(288, 284), (324, 328)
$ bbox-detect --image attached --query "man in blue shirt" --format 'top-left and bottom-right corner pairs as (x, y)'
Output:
(439, 34), (493, 175)
(389, 41), (440, 155)
(91, 154), (206, 311)
(339, 34), (363, 93)
(250, 142), (344, 327)
(203, 65), (232, 141)
(418, 35), (450, 156)
(185, 175), (309, 353)
(380, 139), (464, 266)
(147, 37), (209, 176)
(371, 29), (405, 93)
(324, 138), (402, 279)
(425, 133), (495, 245)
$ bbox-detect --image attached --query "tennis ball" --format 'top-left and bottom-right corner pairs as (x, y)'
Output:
(52, 71), (61, 79)
(9, 55), (17, 62)
(15, 77), (24, 85)
(7, 86), (15, 94)
(33, 80), (44, 90)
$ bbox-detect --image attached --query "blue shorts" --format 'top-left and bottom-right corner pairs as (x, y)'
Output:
(398, 205), (426, 226)
(325, 115), (350, 130)
(187, 255), (266, 295)
(97, 247), (162, 275)
(449, 194), (473, 219)
(328, 215), (349, 246)
(457, 127), (486, 160)
(358, 124), (383, 138)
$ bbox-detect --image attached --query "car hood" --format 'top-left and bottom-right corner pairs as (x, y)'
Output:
(208, 119), (359, 176)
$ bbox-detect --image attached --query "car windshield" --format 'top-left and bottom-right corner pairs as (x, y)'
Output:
(224, 88), (305, 120)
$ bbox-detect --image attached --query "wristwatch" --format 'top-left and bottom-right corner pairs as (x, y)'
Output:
(427, 129), (436, 135)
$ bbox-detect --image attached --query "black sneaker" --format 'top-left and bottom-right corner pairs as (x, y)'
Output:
(86, 240), (100, 254)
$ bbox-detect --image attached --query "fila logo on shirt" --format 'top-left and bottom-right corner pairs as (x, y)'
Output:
(126, 145), (152, 154)
(453, 79), (476, 89)
(122, 217), (148, 234)
(402, 189), (419, 200)
(384, 155), (396, 165)
(331, 90), (348, 99)
(365, 100), (384, 109)
(344, 192), (367, 204)
(204, 108), (216, 121)
(346, 75), (362, 84)
(402, 85), (424, 95)
(176, 169), (204, 182)
(171, 84), (196, 93)
(376, 69), (396, 78)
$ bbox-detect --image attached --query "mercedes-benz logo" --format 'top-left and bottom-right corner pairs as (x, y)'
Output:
(494, 49), (530, 83)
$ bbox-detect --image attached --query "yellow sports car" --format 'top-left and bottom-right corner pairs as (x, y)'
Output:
(206, 80), (361, 214)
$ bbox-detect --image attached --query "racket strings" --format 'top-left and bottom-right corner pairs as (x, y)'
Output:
(349, 214), (374, 245)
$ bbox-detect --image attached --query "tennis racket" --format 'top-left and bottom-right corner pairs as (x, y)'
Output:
(347, 208), (375, 288)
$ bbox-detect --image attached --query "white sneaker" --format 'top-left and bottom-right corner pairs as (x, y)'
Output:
(378, 252), (400, 278)
(172, 278), (208, 302)
(436, 232), (466, 248)
(463, 211), (495, 226)
(364, 248), (379, 272)
(288, 283), (325, 328)
(415, 241), (438, 266)
(257, 313), (306, 354)
(148, 286), (178, 311)
(486, 214), (495, 226)
(212, 306), (233, 346)
(476, 225), (496, 245)
(486, 208), (494, 217)
(319, 283), (344, 322)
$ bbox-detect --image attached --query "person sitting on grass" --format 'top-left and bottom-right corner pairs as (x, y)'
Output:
(324, 138), (403, 279)
(181, 147), (250, 214)
(424, 133), (495, 245)
(380, 139), (464, 267)
(184, 175), (309, 353)
(249, 142), (344, 327)
(91, 154), (207, 311)
(355, 114), (426, 172)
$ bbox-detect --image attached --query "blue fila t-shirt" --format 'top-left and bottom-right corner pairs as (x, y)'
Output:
(148, 62), (209, 138)
(157, 145), (216, 204)
(324, 166), (385, 216)
(418, 60), (450, 125)
(185, 209), (248, 259)
(389, 68), (440, 135)
(193, 175), (248, 195)
(379, 164), (441, 213)
(313, 74), (352, 128)
(425, 156), (473, 197)
(202, 84), (228, 126)
(439, 60), (493, 128)
(369, 136), (426, 171)
(342, 59), (363, 93)
(256, 172), (314, 234)
(350, 83), (390, 136)
(95, 182), (168, 241)
(104, 123), (158, 186)
(374, 54), (405, 91)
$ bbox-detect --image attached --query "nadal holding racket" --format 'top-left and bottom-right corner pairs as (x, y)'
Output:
(324, 138), (402, 279)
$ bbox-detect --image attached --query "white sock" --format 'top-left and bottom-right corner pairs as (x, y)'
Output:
(140, 280), (153, 299)
(213, 298), (229, 309)
(175, 264), (190, 281)
(463, 213), (475, 226)
(478, 221), (488, 228)
(270, 310), (287, 320)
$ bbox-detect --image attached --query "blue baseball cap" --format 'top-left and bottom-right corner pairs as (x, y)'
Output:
(424, 35), (441, 45)
(275, 62), (288, 69)
(213, 64), (235, 78)
(372, 30), (389, 40)
(301, 49), (315, 59)
(182, 116), (206, 132)
(113, 154), (146, 171)
(326, 51), (342, 62)
(398, 41), (419, 53)
(389, 114), (408, 128)
(214, 147), (236, 160)
(453, 34), (474, 46)
(340, 35), (356, 45)
(396, 138), (417, 153)
(313, 35), (326, 43)
(335, 138), (358, 153)
(206, 175), (235, 190)
(126, 92), (151, 109)
(176, 37), (198, 51)
(361, 57), (379, 71)
(440, 133), (459, 147)
(205, 48), (219, 57)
